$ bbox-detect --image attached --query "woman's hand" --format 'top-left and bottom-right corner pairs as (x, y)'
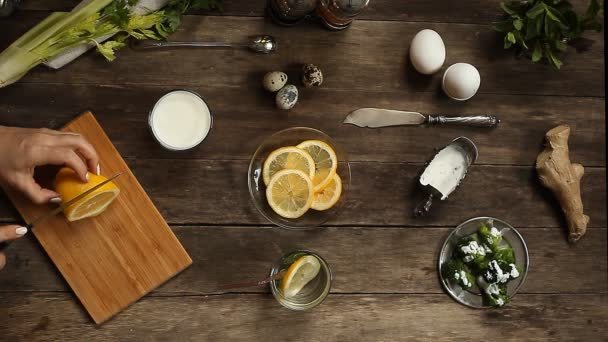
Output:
(0, 225), (27, 271)
(0, 126), (99, 204)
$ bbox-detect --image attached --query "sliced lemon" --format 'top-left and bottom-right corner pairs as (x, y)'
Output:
(311, 174), (342, 211)
(53, 167), (120, 222)
(266, 169), (313, 219)
(262, 146), (315, 186)
(281, 255), (321, 298)
(296, 140), (338, 192)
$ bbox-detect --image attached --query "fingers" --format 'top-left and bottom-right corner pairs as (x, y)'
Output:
(36, 146), (89, 182)
(35, 129), (100, 176)
(15, 175), (61, 204)
(49, 134), (99, 175)
(0, 225), (27, 243)
(0, 253), (5, 271)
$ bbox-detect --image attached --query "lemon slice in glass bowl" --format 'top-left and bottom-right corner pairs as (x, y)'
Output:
(296, 140), (338, 192)
(262, 146), (315, 186)
(311, 174), (342, 211)
(266, 169), (314, 219)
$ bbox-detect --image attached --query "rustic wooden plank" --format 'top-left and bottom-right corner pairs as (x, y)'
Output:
(0, 293), (606, 340)
(0, 161), (605, 227)
(0, 226), (605, 294)
(0, 84), (605, 166)
(0, 16), (604, 97)
(19, 0), (595, 24)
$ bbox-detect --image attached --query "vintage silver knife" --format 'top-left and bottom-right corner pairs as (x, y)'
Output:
(344, 108), (499, 128)
(0, 172), (123, 251)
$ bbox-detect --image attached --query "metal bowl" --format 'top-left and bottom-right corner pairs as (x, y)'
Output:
(438, 217), (529, 308)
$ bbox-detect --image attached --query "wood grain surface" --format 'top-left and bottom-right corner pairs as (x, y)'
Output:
(0, 0), (606, 340)
(4, 113), (192, 324)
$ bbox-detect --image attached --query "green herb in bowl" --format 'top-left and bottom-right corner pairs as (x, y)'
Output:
(442, 221), (522, 308)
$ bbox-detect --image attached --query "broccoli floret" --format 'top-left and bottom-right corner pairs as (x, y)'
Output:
(443, 259), (476, 289)
(478, 279), (510, 308)
(484, 259), (520, 284)
(456, 236), (492, 272)
(493, 246), (516, 264)
(478, 222), (502, 251)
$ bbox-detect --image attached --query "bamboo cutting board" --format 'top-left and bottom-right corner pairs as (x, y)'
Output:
(6, 112), (192, 324)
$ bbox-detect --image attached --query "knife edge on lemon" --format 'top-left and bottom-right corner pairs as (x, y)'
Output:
(53, 167), (120, 222)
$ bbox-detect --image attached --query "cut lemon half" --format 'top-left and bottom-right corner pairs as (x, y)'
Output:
(262, 146), (315, 186)
(266, 169), (313, 219)
(296, 140), (338, 192)
(281, 255), (321, 298)
(53, 167), (120, 222)
(311, 174), (342, 211)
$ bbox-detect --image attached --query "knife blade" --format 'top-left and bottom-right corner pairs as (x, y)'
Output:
(0, 172), (122, 251)
(344, 108), (499, 128)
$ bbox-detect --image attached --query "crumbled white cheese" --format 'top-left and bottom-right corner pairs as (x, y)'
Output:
(463, 255), (473, 263)
(454, 272), (460, 280)
(484, 244), (492, 253)
(489, 260), (510, 283)
(461, 240), (486, 256)
(486, 271), (494, 281)
(487, 237), (494, 245)
(490, 227), (501, 237)
(509, 264), (520, 278)
(485, 283), (501, 295)
(460, 270), (471, 287)
(496, 298), (505, 306)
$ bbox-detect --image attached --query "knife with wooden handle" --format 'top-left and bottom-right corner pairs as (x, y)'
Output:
(344, 108), (500, 128)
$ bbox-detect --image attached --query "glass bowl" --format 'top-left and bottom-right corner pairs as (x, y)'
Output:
(438, 217), (529, 308)
(248, 127), (351, 229)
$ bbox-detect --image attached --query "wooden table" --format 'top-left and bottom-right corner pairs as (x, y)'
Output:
(0, 0), (606, 340)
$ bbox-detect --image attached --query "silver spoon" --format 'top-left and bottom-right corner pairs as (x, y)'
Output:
(130, 35), (277, 54)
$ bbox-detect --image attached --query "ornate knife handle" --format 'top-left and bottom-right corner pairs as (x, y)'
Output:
(427, 115), (500, 127)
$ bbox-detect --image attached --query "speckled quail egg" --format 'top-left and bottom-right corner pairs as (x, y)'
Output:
(301, 64), (323, 88)
(442, 63), (481, 101)
(275, 84), (298, 110)
(263, 71), (288, 92)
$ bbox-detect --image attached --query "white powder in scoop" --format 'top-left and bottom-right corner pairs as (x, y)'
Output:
(150, 91), (211, 150)
(420, 144), (468, 199)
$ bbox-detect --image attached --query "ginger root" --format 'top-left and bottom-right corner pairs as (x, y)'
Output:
(536, 125), (589, 243)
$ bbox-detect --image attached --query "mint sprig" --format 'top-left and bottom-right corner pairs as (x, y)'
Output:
(494, 0), (603, 69)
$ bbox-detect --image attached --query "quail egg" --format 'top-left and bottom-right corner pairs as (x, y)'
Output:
(409, 29), (446, 75)
(442, 63), (481, 101)
(302, 64), (323, 88)
(263, 71), (288, 92)
(276, 84), (298, 110)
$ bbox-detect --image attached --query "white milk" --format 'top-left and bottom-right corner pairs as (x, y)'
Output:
(419, 144), (468, 199)
(150, 90), (212, 150)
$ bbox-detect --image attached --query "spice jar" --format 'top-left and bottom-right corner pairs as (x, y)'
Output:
(268, 0), (318, 26)
(316, 0), (370, 30)
(0, 0), (20, 17)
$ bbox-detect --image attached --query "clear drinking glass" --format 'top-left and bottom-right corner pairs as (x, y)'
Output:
(269, 249), (332, 310)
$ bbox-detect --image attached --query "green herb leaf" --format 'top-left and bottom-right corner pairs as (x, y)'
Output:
(532, 41), (543, 62)
(94, 39), (126, 61)
(513, 18), (524, 30)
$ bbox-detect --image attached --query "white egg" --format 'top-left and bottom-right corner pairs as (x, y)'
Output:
(442, 63), (481, 101)
(409, 29), (446, 75)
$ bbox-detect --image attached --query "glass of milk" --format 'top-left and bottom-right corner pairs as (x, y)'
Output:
(148, 90), (213, 151)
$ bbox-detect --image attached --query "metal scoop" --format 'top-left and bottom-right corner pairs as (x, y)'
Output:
(130, 35), (277, 54)
(414, 137), (478, 216)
